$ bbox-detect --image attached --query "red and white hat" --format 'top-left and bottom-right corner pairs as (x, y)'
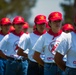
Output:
(12, 16), (25, 25)
(34, 15), (47, 24)
(9, 26), (15, 32)
(48, 12), (62, 21)
(22, 22), (29, 29)
(0, 17), (11, 26)
(62, 23), (74, 31)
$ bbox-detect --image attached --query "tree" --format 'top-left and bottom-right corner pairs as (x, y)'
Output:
(73, 0), (76, 18)
(0, 0), (37, 22)
(60, 0), (76, 24)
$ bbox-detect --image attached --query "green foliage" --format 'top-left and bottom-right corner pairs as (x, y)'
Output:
(60, 2), (73, 24)
(0, 0), (36, 21)
(60, 0), (76, 24)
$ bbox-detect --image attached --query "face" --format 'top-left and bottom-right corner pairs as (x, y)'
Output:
(1, 25), (11, 32)
(49, 20), (62, 32)
(36, 23), (46, 33)
(23, 28), (28, 33)
(13, 24), (23, 32)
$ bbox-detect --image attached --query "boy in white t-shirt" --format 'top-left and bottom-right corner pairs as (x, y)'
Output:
(0, 17), (11, 75)
(0, 16), (28, 75)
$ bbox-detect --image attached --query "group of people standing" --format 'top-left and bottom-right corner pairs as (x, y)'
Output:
(0, 11), (75, 75)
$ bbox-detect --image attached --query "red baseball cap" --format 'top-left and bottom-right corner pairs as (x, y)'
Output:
(48, 12), (62, 21)
(9, 26), (15, 32)
(0, 18), (11, 26)
(62, 24), (74, 31)
(12, 16), (25, 25)
(34, 15), (47, 24)
(22, 22), (29, 29)
(46, 22), (50, 29)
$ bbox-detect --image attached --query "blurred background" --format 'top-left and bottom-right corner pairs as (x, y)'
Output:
(0, 0), (76, 32)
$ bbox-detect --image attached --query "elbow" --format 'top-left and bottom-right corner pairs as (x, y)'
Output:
(54, 52), (63, 64)
(54, 55), (58, 64)
(54, 56), (61, 66)
(17, 51), (20, 55)
(17, 50), (20, 55)
(33, 53), (37, 61)
(33, 51), (40, 61)
(17, 47), (23, 56)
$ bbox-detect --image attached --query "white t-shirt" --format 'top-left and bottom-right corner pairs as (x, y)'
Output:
(0, 34), (6, 53)
(56, 31), (76, 68)
(0, 34), (4, 41)
(18, 32), (43, 62)
(0, 32), (25, 59)
(32, 32), (67, 63)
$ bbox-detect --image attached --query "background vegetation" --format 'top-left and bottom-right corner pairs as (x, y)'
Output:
(0, 0), (76, 26)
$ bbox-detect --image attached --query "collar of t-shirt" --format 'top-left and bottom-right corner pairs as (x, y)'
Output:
(47, 29), (62, 38)
(33, 30), (46, 36)
(11, 30), (24, 37)
(0, 30), (9, 36)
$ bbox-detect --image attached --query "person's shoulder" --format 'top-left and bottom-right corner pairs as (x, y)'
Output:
(71, 31), (76, 35)
(63, 32), (72, 43)
(4, 34), (9, 38)
(61, 32), (70, 38)
(42, 32), (49, 36)
(20, 33), (30, 39)
(30, 32), (35, 36)
(0, 34), (9, 41)
(61, 32), (67, 36)
(66, 32), (72, 38)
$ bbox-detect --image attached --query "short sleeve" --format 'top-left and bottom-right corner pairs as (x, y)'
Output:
(32, 35), (44, 53)
(56, 38), (69, 55)
(18, 34), (30, 50)
(0, 35), (8, 52)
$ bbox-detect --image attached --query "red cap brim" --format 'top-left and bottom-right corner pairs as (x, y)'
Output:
(13, 22), (25, 25)
(36, 21), (46, 24)
(50, 18), (62, 21)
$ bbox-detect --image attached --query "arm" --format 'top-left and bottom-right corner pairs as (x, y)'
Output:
(33, 51), (44, 66)
(54, 52), (66, 71)
(17, 47), (28, 59)
(0, 50), (8, 59)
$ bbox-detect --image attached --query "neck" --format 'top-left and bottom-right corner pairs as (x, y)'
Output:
(15, 30), (21, 34)
(2, 30), (8, 35)
(51, 28), (60, 33)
